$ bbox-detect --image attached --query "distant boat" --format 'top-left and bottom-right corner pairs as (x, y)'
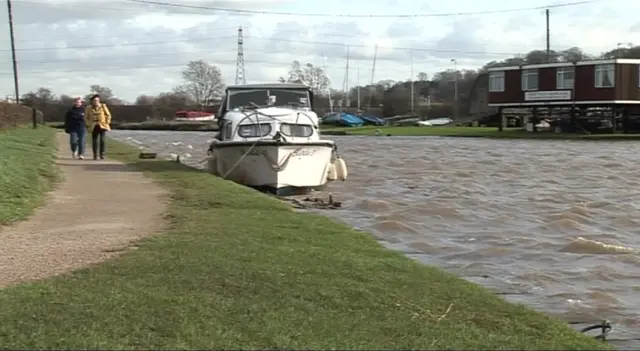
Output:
(174, 110), (216, 122)
(418, 117), (453, 126)
(321, 112), (364, 127)
(359, 114), (386, 125)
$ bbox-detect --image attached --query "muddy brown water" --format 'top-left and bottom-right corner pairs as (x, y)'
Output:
(111, 130), (640, 347)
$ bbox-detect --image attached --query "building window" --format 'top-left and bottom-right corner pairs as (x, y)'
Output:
(521, 69), (538, 91)
(556, 66), (574, 89)
(488, 71), (504, 92)
(595, 64), (615, 88)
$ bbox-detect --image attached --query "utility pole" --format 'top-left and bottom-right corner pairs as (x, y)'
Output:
(451, 59), (458, 120)
(545, 9), (550, 63)
(7, 0), (20, 103)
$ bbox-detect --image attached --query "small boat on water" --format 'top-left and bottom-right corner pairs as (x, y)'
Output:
(175, 110), (216, 122)
(207, 83), (348, 195)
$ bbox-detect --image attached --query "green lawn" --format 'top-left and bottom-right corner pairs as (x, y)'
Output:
(321, 125), (640, 140)
(0, 136), (610, 349)
(0, 126), (59, 225)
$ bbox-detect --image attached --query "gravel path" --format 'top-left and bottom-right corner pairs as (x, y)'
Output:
(0, 133), (168, 288)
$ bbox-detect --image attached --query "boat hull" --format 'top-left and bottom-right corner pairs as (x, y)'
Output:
(210, 141), (335, 194)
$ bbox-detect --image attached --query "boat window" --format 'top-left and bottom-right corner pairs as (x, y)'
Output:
(280, 123), (314, 137)
(223, 122), (233, 140)
(270, 89), (310, 108)
(237, 123), (272, 138)
(228, 89), (269, 109)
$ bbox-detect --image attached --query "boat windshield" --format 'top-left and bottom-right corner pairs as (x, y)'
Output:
(228, 89), (269, 109)
(269, 89), (310, 108)
(227, 88), (310, 110)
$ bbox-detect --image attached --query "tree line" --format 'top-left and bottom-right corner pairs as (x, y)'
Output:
(18, 44), (640, 121)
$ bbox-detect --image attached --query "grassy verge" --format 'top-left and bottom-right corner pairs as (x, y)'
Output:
(321, 125), (640, 139)
(0, 138), (609, 349)
(0, 126), (59, 225)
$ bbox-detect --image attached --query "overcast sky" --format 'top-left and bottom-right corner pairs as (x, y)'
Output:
(0, 0), (638, 101)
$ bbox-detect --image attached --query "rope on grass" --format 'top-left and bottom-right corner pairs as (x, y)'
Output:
(578, 320), (611, 341)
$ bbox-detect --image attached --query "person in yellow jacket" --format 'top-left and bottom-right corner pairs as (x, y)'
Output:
(84, 94), (111, 160)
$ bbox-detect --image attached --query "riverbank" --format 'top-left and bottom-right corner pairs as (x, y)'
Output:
(0, 134), (607, 349)
(0, 127), (59, 225)
(321, 125), (640, 140)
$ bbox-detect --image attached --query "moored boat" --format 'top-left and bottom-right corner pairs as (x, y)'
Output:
(206, 83), (348, 195)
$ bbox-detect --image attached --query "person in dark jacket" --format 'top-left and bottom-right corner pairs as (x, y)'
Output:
(64, 97), (87, 159)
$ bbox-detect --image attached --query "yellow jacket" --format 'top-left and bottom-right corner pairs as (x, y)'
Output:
(85, 103), (112, 131)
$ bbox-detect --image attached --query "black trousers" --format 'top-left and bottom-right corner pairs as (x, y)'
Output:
(91, 125), (106, 157)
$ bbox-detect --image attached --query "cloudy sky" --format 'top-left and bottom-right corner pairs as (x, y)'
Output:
(0, 0), (638, 102)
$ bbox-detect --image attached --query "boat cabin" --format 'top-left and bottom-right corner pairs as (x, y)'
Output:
(216, 83), (321, 142)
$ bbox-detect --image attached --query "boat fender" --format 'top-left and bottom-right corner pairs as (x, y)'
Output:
(334, 157), (348, 181)
(206, 155), (218, 175)
(327, 163), (338, 181)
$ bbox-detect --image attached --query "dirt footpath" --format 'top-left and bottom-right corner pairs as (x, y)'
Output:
(0, 133), (167, 288)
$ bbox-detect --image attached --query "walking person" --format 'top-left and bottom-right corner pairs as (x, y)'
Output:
(64, 97), (87, 159)
(84, 94), (112, 160)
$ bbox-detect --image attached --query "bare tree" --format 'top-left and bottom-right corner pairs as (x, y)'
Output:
(180, 60), (225, 107)
(135, 95), (156, 105)
(59, 94), (76, 106)
(21, 87), (56, 107)
(280, 61), (330, 95)
(416, 72), (428, 81)
(84, 85), (114, 103)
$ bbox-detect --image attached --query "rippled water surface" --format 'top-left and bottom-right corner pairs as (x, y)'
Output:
(111, 130), (640, 346)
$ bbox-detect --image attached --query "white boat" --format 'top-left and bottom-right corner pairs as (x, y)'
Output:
(206, 83), (348, 195)
(174, 110), (217, 122)
(416, 117), (454, 127)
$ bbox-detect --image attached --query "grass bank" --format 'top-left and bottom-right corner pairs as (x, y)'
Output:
(321, 125), (640, 140)
(0, 138), (608, 349)
(0, 126), (59, 225)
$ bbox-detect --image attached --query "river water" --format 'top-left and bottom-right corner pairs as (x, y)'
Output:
(110, 130), (640, 347)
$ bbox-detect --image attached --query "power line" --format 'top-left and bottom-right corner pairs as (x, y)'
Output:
(14, 48), (450, 66)
(124, 0), (601, 18)
(1, 34), (523, 56)
(0, 57), (450, 76)
(1, 35), (237, 52)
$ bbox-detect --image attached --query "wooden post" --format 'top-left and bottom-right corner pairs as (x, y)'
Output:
(532, 107), (538, 132)
(498, 107), (504, 131)
(31, 107), (37, 129)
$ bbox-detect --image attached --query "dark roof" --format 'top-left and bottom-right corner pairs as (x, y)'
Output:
(226, 83), (310, 90)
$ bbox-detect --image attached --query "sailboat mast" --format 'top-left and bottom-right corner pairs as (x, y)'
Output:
(367, 44), (378, 109)
(345, 46), (350, 107)
(356, 59), (361, 111)
(410, 50), (414, 112)
(322, 54), (333, 113)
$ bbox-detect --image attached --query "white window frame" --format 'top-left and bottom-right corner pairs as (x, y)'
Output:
(556, 66), (574, 89)
(521, 69), (539, 91)
(488, 71), (505, 92)
(594, 64), (615, 88)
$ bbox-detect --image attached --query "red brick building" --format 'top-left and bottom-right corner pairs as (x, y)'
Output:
(486, 59), (640, 131)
